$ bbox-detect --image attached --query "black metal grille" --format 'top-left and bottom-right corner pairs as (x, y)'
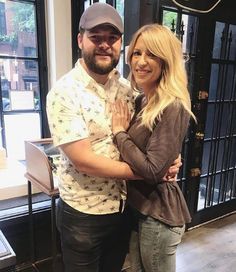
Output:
(199, 21), (236, 209)
(161, 6), (236, 219)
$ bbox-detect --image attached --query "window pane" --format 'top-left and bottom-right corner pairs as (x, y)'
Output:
(117, 52), (124, 76)
(225, 64), (235, 100)
(4, 113), (41, 160)
(84, 0), (90, 10)
(182, 14), (198, 55)
(0, 1), (37, 58)
(198, 177), (207, 210)
(116, 0), (124, 22)
(0, 125), (2, 146)
(205, 104), (215, 138)
(162, 10), (177, 30)
(212, 22), (224, 59)
(204, 103), (231, 139)
(209, 63), (219, 100)
(0, 2), (6, 35)
(229, 137), (236, 168)
(212, 22), (236, 61)
(0, 58), (40, 111)
(202, 142), (211, 175)
(209, 63), (235, 101)
(229, 24), (236, 60)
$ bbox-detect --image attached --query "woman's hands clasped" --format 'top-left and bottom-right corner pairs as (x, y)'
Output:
(111, 99), (131, 135)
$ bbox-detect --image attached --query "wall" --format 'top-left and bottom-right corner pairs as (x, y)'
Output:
(46, 0), (72, 89)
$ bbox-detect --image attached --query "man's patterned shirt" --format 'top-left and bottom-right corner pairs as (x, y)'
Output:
(47, 60), (136, 214)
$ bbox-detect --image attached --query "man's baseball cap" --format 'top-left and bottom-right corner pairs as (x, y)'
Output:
(79, 3), (124, 34)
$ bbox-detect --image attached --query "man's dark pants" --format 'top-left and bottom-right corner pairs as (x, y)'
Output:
(56, 198), (130, 272)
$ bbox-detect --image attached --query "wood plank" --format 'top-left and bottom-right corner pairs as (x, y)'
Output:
(177, 213), (236, 272)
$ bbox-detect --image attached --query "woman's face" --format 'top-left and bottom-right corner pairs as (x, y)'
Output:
(131, 35), (162, 95)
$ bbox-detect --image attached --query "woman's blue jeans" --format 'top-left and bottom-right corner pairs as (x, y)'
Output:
(129, 213), (185, 272)
(56, 198), (130, 272)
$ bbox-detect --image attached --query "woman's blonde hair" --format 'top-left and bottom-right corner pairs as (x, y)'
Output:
(127, 24), (196, 130)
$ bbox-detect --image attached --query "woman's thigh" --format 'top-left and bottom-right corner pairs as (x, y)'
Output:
(139, 216), (185, 272)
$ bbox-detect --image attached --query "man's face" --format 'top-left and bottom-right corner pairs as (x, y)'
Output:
(78, 25), (122, 75)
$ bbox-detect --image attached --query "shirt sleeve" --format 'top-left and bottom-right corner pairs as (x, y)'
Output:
(114, 104), (190, 184)
(46, 87), (89, 147)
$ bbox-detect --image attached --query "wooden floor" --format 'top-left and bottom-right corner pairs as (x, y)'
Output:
(123, 212), (236, 272)
(177, 212), (236, 272)
(23, 212), (236, 272)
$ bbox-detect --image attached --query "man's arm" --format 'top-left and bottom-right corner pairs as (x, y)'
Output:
(60, 138), (139, 180)
(60, 138), (181, 181)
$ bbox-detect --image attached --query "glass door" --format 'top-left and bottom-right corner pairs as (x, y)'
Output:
(160, 3), (236, 227)
(198, 22), (236, 210)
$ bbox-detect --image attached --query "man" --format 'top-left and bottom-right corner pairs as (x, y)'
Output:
(47, 3), (180, 272)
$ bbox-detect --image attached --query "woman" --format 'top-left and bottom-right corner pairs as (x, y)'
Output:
(112, 24), (196, 272)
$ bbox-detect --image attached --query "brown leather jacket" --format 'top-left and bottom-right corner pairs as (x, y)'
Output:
(113, 95), (191, 226)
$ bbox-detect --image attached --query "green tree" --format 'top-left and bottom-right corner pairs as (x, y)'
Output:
(163, 11), (177, 30)
(11, 2), (35, 33)
(0, 2), (35, 45)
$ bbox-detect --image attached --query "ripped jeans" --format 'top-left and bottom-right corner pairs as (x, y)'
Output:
(129, 213), (185, 272)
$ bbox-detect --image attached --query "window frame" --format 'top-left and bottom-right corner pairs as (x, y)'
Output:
(0, 0), (49, 212)
(0, 0), (49, 152)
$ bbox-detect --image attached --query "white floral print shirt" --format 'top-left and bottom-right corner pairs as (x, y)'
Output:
(47, 60), (136, 214)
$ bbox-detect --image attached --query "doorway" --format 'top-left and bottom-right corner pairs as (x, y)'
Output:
(160, 0), (236, 227)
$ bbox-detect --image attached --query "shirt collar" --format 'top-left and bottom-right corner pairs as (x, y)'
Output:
(74, 59), (121, 99)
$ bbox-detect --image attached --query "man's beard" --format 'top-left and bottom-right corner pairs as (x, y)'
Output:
(82, 50), (119, 75)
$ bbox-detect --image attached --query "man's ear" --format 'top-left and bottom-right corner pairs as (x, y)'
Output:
(77, 33), (83, 49)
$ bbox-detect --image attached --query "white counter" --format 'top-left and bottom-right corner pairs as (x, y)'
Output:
(0, 159), (40, 201)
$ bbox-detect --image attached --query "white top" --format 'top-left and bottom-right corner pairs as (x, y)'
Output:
(47, 60), (136, 214)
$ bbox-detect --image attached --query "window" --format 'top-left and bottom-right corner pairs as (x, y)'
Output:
(162, 7), (198, 97)
(24, 47), (37, 69)
(116, 0), (125, 75)
(0, 0), (48, 210)
(0, 0), (67, 217)
(0, 2), (6, 36)
(0, 0), (48, 161)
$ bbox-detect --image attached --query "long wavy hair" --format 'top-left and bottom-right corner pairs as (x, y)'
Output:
(127, 24), (196, 130)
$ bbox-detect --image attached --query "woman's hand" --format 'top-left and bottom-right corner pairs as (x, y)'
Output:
(112, 99), (131, 135)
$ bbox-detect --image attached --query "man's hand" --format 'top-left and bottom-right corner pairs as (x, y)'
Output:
(162, 154), (182, 182)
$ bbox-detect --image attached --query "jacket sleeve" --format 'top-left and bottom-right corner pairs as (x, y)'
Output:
(113, 104), (190, 184)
